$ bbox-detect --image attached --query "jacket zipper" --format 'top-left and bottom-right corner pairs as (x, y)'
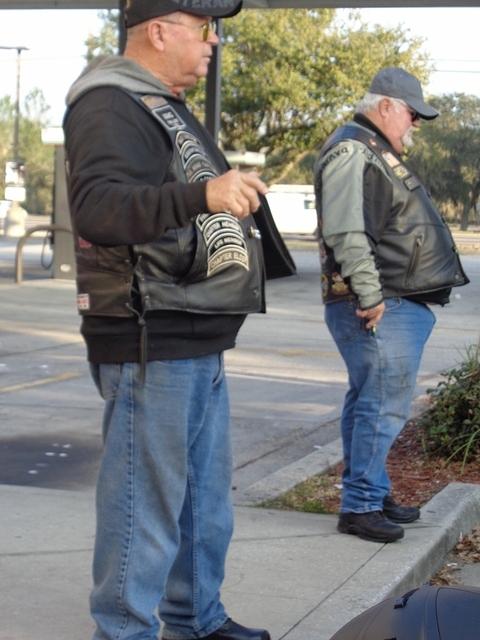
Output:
(406, 234), (424, 284)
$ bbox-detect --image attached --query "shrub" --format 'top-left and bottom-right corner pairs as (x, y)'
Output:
(420, 343), (480, 467)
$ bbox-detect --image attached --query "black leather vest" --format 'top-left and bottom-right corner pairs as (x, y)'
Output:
(316, 124), (468, 304)
(74, 93), (265, 319)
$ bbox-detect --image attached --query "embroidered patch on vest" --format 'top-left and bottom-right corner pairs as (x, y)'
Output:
(381, 151), (400, 168)
(404, 176), (421, 190)
(145, 95), (251, 278)
(331, 271), (350, 296)
(196, 213), (249, 277)
(393, 164), (410, 180)
(319, 145), (350, 171)
(176, 131), (217, 182)
(141, 95), (168, 110)
(382, 151), (416, 184)
(78, 236), (93, 249)
(77, 293), (90, 311)
(151, 104), (186, 131)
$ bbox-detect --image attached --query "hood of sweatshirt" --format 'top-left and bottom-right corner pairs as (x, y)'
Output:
(65, 55), (176, 108)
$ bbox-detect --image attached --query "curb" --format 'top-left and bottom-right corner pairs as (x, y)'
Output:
(238, 437), (343, 505)
(238, 393), (435, 507)
(286, 482), (480, 640)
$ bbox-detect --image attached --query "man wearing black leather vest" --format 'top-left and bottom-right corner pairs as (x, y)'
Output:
(314, 68), (469, 544)
(63, 2), (271, 639)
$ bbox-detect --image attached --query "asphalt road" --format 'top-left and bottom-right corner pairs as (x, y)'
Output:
(1, 238), (479, 502)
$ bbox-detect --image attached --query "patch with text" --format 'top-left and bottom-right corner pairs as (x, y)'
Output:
(196, 213), (249, 277)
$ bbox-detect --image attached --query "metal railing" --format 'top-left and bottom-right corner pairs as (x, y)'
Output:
(15, 224), (72, 284)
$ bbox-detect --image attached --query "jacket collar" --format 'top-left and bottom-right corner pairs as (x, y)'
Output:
(353, 113), (393, 149)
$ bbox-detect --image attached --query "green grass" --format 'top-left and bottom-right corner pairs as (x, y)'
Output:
(260, 473), (340, 514)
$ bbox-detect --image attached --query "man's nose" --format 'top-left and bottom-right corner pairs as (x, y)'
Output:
(207, 31), (220, 45)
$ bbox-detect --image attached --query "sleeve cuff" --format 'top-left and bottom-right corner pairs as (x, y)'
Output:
(183, 180), (208, 218)
(358, 294), (384, 310)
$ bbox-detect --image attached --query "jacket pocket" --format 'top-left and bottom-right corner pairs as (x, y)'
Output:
(405, 233), (424, 285)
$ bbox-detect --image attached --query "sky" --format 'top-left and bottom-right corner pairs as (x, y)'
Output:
(0, 6), (479, 126)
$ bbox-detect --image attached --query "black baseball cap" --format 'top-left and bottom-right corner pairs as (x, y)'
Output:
(125, 0), (243, 28)
(369, 67), (439, 120)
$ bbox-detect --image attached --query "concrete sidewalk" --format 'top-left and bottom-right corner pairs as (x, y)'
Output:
(1, 246), (480, 640)
(3, 482), (480, 640)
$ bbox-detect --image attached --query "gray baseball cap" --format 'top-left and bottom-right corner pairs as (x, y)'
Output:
(369, 67), (439, 120)
(125, 0), (243, 28)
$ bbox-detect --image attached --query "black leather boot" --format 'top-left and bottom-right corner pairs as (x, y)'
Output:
(338, 510), (404, 542)
(383, 494), (420, 523)
(163, 618), (271, 640)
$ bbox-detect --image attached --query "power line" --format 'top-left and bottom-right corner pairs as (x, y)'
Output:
(433, 69), (480, 74)
(0, 54), (85, 63)
(433, 58), (480, 63)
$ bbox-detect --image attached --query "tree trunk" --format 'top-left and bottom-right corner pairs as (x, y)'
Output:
(271, 149), (312, 184)
(460, 200), (470, 231)
(472, 182), (480, 225)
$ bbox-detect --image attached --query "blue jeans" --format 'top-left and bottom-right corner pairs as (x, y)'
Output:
(325, 298), (435, 513)
(89, 354), (232, 640)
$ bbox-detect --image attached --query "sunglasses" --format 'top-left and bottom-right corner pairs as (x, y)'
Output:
(393, 99), (419, 123)
(158, 18), (217, 42)
(406, 106), (419, 122)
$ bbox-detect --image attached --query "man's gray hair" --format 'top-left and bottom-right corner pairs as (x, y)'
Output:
(355, 92), (386, 115)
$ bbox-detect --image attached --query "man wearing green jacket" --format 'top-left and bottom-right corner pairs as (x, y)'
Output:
(314, 68), (468, 543)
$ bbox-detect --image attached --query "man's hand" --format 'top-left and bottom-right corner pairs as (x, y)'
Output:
(356, 302), (385, 330)
(206, 170), (269, 220)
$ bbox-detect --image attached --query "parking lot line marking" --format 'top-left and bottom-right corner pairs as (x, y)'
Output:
(0, 372), (82, 394)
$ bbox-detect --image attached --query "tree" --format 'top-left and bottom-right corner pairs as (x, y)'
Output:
(84, 10), (120, 62)
(20, 89), (55, 215)
(194, 9), (430, 181)
(409, 93), (480, 230)
(0, 11), (120, 215)
(0, 97), (15, 178)
(0, 89), (54, 215)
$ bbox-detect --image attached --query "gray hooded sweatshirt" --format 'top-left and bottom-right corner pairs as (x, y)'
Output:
(63, 55), (264, 364)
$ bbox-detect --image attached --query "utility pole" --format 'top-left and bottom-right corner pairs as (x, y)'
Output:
(0, 45), (29, 161)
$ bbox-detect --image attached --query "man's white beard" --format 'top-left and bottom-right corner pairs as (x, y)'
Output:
(401, 127), (415, 148)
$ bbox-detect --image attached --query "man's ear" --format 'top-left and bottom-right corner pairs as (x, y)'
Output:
(378, 98), (392, 119)
(146, 20), (167, 52)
